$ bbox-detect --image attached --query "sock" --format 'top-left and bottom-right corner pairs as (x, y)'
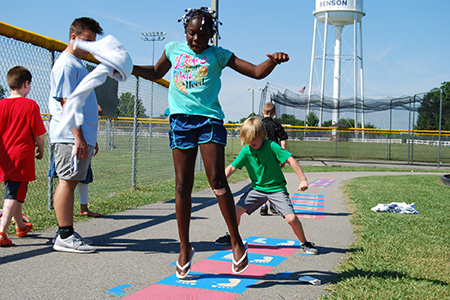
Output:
(59, 226), (74, 239)
(77, 183), (89, 205)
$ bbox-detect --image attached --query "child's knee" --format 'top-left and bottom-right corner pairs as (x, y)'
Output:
(213, 188), (227, 196)
(236, 205), (246, 216)
(285, 213), (297, 224)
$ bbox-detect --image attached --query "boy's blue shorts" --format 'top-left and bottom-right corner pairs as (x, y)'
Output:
(169, 114), (227, 149)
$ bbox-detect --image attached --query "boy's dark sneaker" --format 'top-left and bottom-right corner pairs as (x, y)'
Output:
(301, 241), (318, 255)
(260, 205), (268, 215)
(215, 233), (231, 246)
(270, 204), (278, 214)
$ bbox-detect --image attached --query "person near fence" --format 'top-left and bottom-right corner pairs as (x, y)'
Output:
(0, 66), (46, 246)
(260, 102), (289, 215)
(47, 104), (103, 218)
(132, 7), (289, 277)
(214, 117), (318, 255)
(48, 17), (103, 253)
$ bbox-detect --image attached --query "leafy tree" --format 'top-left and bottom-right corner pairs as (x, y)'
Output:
(362, 122), (376, 129)
(416, 82), (450, 130)
(305, 111), (319, 127)
(0, 85), (6, 99)
(274, 114), (304, 126)
(239, 112), (258, 123)
(324, 118), (376, 128)
(323, 120), (333, 127)
(117, 92), (148, 118)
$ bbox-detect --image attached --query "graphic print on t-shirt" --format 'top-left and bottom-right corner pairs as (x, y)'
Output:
(173, 53), (209, 94)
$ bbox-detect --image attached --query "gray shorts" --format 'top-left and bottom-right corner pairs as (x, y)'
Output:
(54, 143), (94, 181)
(236, 188), (295, 218)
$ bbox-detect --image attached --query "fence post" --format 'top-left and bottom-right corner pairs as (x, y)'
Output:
(438, 88), (443, 168)
(411, 95), (416, 164)
(389, 99), (393, 160)
(47, 50), (55, 210)
(105, 118), (111, 151)
(132, 76), (139, 188)
(407, 97), (412, 165)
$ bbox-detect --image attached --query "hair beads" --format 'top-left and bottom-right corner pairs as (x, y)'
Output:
(178, 7), (222, 40)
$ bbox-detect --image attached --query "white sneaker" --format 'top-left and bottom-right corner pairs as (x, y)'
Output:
(53, 234), (95, 253)
(52, 230), (92, 245)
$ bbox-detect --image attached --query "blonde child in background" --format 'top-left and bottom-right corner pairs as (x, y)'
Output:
(260, 102), (289, 215)
(215, 117), (318, 255)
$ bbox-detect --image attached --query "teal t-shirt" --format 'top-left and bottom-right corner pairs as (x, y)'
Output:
(165, 41), (233, 120)
(231, 140), (292, 192)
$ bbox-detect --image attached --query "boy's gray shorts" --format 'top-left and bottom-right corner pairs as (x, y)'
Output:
(54, 143), (94, 181)
(236, 188), (295, 218)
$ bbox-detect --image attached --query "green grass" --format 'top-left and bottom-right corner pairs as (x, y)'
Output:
(4, 145), (450, 298)
(2, 153), (249, 236)
(322, 175), (450, 299)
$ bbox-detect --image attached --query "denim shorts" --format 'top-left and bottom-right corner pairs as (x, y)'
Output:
(3, 181), (28, 203)
(169, 114), (227, 149)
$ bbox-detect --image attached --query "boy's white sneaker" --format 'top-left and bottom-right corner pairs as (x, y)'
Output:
(53, 234), (95, 253)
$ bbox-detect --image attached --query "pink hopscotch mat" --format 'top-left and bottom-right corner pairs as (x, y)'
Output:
(125, 284), (239, 300)
(308, 179), (337, 188)
(124, 236), (308, 299)
(292, 193), (326, 219)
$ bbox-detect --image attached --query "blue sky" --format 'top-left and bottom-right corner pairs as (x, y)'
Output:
(2, 0), (450, 123)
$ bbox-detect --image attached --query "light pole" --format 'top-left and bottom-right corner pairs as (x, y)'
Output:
(141, 31), (167, 118)
(141, 31), (166, 151)
(248, 87), (261, 116)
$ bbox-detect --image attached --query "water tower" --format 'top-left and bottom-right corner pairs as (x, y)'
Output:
(307, 0), (365, 128)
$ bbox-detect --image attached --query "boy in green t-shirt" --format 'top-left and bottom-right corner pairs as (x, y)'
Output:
(215, 117), (318, 254)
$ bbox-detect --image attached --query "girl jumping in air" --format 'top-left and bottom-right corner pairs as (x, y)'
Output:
(132, 7), (289, 278)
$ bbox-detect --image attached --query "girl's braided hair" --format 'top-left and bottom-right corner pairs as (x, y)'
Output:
(178, 7), (222, 40)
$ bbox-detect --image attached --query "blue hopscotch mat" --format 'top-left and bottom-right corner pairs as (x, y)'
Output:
(308, 179), (337, 188)
(292, 193), (325, 219)
(124, 236), (310, 299)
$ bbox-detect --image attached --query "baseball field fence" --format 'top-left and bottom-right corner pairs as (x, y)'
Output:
(1, 21), (450, 215)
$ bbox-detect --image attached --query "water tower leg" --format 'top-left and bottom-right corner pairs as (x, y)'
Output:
(332, 25), (343, 139)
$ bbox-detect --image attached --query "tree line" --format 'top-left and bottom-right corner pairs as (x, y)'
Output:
(2, 83), (448, 131)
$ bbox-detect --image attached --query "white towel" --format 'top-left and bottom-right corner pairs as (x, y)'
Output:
(371, 202), (419, 214)
(55, 35), (133, 137)
(70, 145), (78, 174)
(74, 35), (133, 82)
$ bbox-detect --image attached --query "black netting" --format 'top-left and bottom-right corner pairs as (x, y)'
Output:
(262, 83), (428, 114)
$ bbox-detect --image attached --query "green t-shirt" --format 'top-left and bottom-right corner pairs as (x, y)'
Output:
(231, 140), (292, 192)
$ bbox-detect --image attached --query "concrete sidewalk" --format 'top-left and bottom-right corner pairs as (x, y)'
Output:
(0, 171), (441, 299)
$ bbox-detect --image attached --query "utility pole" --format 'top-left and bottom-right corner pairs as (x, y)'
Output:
(211, 0), (218, 46)
(141, 31), (167, 118)
(248, 87), (261, 116)
(141, 31), (166, 151)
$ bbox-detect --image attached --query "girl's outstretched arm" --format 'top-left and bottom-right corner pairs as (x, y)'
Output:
(227, 52), (289, 80)
(132, 51), (172, 81)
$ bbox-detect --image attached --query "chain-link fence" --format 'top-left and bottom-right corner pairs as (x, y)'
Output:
(0, 22), (179, 213)
(2, 21), (450, 216)
(260, 83), (450, 167)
